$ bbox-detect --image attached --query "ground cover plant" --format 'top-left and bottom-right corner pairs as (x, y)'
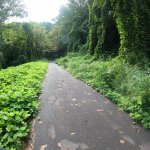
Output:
(57, 53), (150, 128)
(0, 61), (48, 149)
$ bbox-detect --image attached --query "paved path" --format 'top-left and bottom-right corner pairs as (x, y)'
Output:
(31, 63), (150, 150)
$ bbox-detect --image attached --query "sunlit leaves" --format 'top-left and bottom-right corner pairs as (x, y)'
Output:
(0, 61), (48, 149)
(0, 0), (27, 23)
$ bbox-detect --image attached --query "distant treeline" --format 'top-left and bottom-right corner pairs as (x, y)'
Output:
(0, 22), (67, 68)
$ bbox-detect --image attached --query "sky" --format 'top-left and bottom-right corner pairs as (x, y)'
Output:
(10, 0), (68, 22)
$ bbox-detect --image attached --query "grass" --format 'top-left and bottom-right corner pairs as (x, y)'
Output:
(56, 53), (150, 128)
(0, 61), (48, 150)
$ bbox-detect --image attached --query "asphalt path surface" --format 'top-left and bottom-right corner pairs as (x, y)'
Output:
(29, 63), (150, 150)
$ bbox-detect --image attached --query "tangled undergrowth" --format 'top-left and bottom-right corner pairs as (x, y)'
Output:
(57, 53), (150, 128)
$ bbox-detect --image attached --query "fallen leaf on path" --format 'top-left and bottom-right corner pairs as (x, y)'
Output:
(97, 109), (104, 112)
(37, 117), (40, 121)
(71, 132), (76, 136)
(120, 140), (125, 144)
(40, 144), (47, 150)
(132, 122), (136, 125)
(118, 108), (123, 112)
(119, 131), (124, 134)
(88, 93), (91, 95)
(72, 98), (77, 101)
(75, 103), (80, 106)
(82, 101), (86, 103)
(104, 101), (109, 104)
(39, 121), (43, 124)
(58, 143), (61, 147)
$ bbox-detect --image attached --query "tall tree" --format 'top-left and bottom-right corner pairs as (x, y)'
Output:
(0, 0), (27, 68)
(111, 0), (150, 65)
(54, 0), (89, 53)
(87, 0), (120, 58)
(0, 0), (27, 23)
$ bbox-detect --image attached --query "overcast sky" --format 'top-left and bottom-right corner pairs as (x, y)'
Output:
(9, 0), (68, 22)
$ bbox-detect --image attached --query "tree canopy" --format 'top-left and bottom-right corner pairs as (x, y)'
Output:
(54, 0), (150, 66)
(0, 0), (27, 23)
(0, 0), (149, 68)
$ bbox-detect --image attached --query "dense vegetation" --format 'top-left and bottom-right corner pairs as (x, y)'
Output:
(55, 0), (150, 128)
(57, 53), (150, 128)
(86, 0), (150, 65)
(1, 0), (150, 67)
(0, 0), (66, 68)
(0, 61), (48, 149)
(0, 0), (150, 148)
(0, 22), (62, 68)
(51, 0), (150, 66)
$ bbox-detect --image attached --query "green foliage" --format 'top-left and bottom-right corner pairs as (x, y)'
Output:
(0, 61), (48, 149)
(87, 0), (120, 58)
(55, 0), (89, 52)
(47, 23), (68, 55)
(0, 0), (27, 23)
(57, 53), (150, 128)
(0, 51), (4, 68)
(86, 0), (150, 64)
(1, 22), (52, 68)
(111, 0), (150, 65)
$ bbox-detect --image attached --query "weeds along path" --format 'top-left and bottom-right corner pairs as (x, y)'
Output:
(0, 61), (48, 150)
(31, 63), (150, 150)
